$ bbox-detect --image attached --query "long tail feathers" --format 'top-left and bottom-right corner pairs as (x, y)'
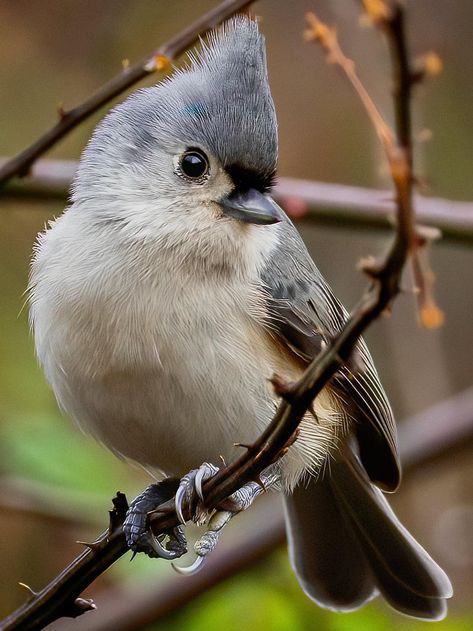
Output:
(283, 454), (452, 620)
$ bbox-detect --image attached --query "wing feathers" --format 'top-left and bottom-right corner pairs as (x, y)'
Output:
(261, 217), (400, 489)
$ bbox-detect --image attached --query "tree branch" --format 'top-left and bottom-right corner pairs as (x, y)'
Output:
(52, 388), (473, 631)
(3, 156), (473, 243)
(0, 0), (254, 187)
(1, 2), (440, 629)
(361, 0), (444, 327)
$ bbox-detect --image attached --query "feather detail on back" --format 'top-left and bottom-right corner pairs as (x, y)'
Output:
(261, 213), (401, 491)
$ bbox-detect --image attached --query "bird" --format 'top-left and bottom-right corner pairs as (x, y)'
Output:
(29, 16), (452, 620)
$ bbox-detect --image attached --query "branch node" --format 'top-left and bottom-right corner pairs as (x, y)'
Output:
(357, 255), (382, 279)
(144, 54), (171, 73)
(412, 51), (443, 84)
(269, 374), (297, 399)
(415, 224), (442, 245)
(112, 491), (129, 518)
(108, 492), (128, 533)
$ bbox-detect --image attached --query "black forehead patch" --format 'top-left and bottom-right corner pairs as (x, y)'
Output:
(226, 164), (276, 194)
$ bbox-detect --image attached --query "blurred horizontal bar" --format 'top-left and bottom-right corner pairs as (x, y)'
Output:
(399, 386), (473, 472)
(277, 177), (473, 243)
(54, 386), (473, 631)
(2, 157), (473, 244)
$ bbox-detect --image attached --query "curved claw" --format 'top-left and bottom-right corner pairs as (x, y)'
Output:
(194, 467), (207, 502)
(141, 533), (179, 561)
(174, 484), (187, 525)
(172, 555), (206, 576)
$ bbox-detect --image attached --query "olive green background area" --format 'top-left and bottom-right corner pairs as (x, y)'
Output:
(1, 1), (472, 630)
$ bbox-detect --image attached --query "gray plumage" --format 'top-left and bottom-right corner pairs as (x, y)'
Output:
(29, 16), (451, 620)
(260, 219), (400, 490)
(260, 214), (450, 619)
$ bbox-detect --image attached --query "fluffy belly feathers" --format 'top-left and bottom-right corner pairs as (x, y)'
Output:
(30, 222), (341, 487)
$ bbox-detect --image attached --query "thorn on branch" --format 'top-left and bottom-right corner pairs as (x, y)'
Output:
(234, 441), (253, 450)
(70, 597), (96, 618)
(57, 103), (67, 120)
(269, 374), (297, 400)
(76, 540), (101, 553)
(18, 582), (37, 600)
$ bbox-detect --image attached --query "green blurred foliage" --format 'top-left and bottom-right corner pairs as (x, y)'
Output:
(147, 553), (472, 631)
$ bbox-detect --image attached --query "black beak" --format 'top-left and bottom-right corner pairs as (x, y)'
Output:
(220, 188), (284, 225)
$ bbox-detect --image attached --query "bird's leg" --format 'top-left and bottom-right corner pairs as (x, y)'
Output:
(124, 478), (187, 560)
(173, 467), (280, 575)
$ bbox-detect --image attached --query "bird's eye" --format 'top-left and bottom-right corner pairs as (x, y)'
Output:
(178, 150), (209, 181)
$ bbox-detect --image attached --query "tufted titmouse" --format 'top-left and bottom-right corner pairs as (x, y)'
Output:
(29, 17), (451, 619)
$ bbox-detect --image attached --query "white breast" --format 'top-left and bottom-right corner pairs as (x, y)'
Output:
(30, 208), (282, 477)
(30, 207), (342, 486)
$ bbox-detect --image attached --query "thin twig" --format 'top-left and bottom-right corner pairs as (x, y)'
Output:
(361, 0), (444, 327)
(0, 3), (434, 630)
(0, 0), (254, 187)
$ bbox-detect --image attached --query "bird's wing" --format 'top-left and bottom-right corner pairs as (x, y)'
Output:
(260, 215), (400, 491)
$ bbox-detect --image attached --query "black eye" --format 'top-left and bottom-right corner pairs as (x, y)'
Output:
(179, 150), (209, 180)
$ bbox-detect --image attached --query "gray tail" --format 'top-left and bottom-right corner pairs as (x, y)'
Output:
(283, 453), (452, 620)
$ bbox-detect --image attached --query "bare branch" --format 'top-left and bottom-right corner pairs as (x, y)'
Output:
(0, 0), (254, 187)
(51, 387), (473, 631)
(361, 0), (444, 327)
(3, 157), (473, 243)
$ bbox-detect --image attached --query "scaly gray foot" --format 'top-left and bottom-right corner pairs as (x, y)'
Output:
(124, 479), (187, 560)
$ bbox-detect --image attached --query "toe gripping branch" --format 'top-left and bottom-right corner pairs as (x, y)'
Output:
(123, 464), (281, 573)
(173, 464), (281, 575)
(123, 478), (187, 560)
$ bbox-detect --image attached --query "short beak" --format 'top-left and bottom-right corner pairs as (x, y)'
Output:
(220, 188), (284, 225)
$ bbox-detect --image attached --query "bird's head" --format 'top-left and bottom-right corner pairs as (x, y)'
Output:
(72, 16), (283, 265)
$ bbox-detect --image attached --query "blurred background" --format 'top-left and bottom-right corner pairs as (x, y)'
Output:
(1, 1), (472, 630)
